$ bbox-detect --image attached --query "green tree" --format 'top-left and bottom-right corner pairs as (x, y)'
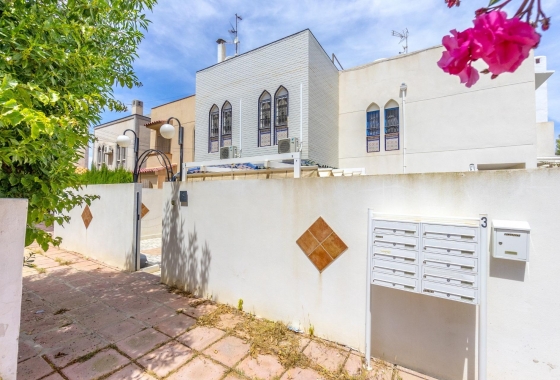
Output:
(0, 0), (155, 250)
(556, 135), (560, 155)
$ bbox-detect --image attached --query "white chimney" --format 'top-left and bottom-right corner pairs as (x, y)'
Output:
(131, 99), (143, 115)
(217, 39), (226, 63)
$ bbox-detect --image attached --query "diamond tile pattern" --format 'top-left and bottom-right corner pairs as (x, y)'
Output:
(297, 217), (348, 272)
(141, 203), (150, 219)
(81, 205), (93, 229)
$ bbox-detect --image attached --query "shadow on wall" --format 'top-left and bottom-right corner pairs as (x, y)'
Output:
(162, 183), (211, 297)
(370, 286), (476, 380)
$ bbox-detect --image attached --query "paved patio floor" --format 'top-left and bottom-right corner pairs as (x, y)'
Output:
(18, 244), (435, 380)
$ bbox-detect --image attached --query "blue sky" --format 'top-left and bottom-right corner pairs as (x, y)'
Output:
(100, 0), (560, 138)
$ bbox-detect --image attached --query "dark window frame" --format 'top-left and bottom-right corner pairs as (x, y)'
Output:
(274, 86), (289, 145)
(208, 105), (220, 153)
(384, 106), (400, 151)
(258, 91), (272, 147)
(366, 110), (381, 153)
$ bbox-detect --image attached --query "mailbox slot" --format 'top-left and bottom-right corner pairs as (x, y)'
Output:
(492, 220), (530, 262)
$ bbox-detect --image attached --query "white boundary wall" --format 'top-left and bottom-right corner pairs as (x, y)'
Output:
(141, 188), (163, 240)
(162, 169), (560, 380)
(55, 184), (141, 271)
(0, 199), (27, 380)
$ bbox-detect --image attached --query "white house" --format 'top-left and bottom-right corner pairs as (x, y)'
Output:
(92, 100), (151, 171)
(194, 29), (554, 174)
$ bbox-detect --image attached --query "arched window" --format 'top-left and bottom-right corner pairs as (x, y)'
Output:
(274, 86), (289, 144)
(258, 91), (271, 147)
(366, 103), (380, 153)
(208, 105), (219, 153)
(384, 100), (400, 151)
(221, 101), (232, 147)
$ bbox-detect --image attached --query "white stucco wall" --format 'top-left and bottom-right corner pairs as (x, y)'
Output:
(162, 169), (560, 380)
(141, 188), (163, 240)
(0, 199), (27, 380)
(339, 47), (538, 174)
(54, 184), (142, 271)
(195, 30), (310, 162)
(535, 56), (549, 123)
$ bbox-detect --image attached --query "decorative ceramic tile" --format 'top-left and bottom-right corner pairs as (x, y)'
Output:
(81, 206), (93, 229)
(140, 203), (150, 219)
(296, 217), (348, 272)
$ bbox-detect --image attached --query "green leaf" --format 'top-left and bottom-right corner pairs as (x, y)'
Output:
(488, 0), (500, 5)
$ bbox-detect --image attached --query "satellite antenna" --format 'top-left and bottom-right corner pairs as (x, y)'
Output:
(228, 13), (243, 55)
(391, 28), (409, 54)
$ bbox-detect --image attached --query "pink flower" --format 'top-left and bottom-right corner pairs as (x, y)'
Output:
(473, 11), (540, 75)
(458, 65), (480, 88)
(445, 0), (460, 8)
(438, 10), (540, 87)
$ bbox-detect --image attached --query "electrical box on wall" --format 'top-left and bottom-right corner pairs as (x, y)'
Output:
(492, 220), (530, 261)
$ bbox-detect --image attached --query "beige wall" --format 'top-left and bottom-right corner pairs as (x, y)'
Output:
(536, 121), (555, 156)
(339, 47), (538, 174)
(148, 95), (196, 169)
(162, 168), (560, 380)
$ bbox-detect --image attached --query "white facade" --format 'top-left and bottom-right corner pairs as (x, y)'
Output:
(194, 30), (554, 173)
(195, 30), (339, 168)
(92, 101), (151, 171)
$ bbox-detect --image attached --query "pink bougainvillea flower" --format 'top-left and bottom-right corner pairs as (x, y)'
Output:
(445, 0), (460, 8)
(458, 65), (480, 88)
(472, 10), (540, 75)
(437, 29), (476, 75)
(438, 10), (540, 87)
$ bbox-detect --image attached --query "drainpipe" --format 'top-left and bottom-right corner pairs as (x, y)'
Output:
(300, 83), (303, 152)
(400, 83), (407, 174)
(239, 98), (242, 157)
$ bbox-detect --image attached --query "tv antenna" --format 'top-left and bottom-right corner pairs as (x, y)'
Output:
(392, 28), (409, 54)
(228, 13), (243, 55)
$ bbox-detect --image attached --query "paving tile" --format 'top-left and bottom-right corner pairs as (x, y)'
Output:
(97, 318), (146, 343)
(16, 356), (54, 380)
(344, 354), (366, 377)
(20, 314), (72, 336)
(217, 313), (244, 330)
(114, 297), (161, 315)
(280, 367), (325, 380)
(154, 314), (196, 337)
(33, 324), (90, 349)
(137, 341), (194, 378)
(165, 296), (196, 310)
(62, 348), (129, 380)
(42, 373), (66, 380)
(181, 303), (218, 319)
(298, 337), (311, 351)
(18, 339), (42, 362)
(44, 332), (109, 367)
(104, 363), (157, 380)
(223, 374), (244, 380)
(236, 354), (284, 380)
(177, 326), (226, 351)
(145, 289), (183, 304)
(134, 305), (176, 324)
(303, 340), (349, 372)
(68, 301), (113, 321)
(78, 309), (129, 330)
(167, 356), (227, 380)
(117, 328), (169, 359)
(203, 335), (250, 367)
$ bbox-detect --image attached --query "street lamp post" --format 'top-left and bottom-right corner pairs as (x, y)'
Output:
(160, 117), (184, 181)
(116, 129), (140, 181)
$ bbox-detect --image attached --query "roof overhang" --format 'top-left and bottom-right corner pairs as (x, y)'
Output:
(535, 71), (554, 89)
(145, 120), (165, 131)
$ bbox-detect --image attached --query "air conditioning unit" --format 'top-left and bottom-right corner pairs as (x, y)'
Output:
(278, 137), (299, 154)
(220, 146), (238, 159)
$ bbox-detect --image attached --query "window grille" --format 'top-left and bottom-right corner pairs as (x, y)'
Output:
(384, 107), (399, 151)
(274, 87), (289, 145)
(276, 96), (288, 126)
(367, 110), (381, 153)
(156, 133), (171, 154)
(209, 106), (219, 153)
(221, 102), (232, 147)
(259, 93), (272, 147)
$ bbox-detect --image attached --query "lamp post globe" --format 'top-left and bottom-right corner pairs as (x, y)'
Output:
(160, 123), (175, 139)
(116, 135), (131, 148)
